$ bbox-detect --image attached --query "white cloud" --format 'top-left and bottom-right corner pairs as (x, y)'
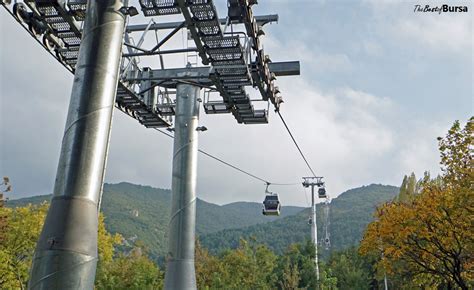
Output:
(312, 53), (352, 73)
(393, 14), (472, 54)
(364, 0), (472, 55)
(263, 37), (353, 73)
(1, 2), (465, 207)
(362, 40), (383, 56)
(255, 78), (397, 198)
(394, 120), (447, 179)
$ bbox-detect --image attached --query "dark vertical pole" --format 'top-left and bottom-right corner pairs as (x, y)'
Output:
(28, 1), (125, 288)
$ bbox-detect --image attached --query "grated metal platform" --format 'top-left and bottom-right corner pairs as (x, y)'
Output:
(5, 0), (171, 128)
(3, 0), (297, 126)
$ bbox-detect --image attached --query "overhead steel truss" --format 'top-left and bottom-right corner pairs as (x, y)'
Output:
(2, 0), (299, 126)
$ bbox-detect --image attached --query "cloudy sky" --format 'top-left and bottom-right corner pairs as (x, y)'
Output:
(0, 0), (472, 206)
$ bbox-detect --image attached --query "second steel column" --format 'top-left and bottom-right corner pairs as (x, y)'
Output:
(28, 1), (126, 289)
(164, 82), (200, 290)
(311, 186), (320, 282)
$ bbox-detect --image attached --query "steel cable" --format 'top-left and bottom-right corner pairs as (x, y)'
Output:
(153, 128), (299, 186)
(277, 111), (317, 177)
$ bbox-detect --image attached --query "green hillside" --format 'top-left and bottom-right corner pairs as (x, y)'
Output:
(7, 194), (52, 207)
(329, 184), (398, 248)
(7, 182), (303, 259)
(200, 184), (399, 255)
(7, 183), (397, 260)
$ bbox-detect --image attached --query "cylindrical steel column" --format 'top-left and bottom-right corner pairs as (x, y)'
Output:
(164, 82), (200, 290)
(311, 186), (320, 282)
(28, 1), (125, 289)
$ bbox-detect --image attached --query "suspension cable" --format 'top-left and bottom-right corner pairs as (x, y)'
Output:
(117, 109), (310, 187)
(153, 128), (299, 186)
(277, 111), (317, 177)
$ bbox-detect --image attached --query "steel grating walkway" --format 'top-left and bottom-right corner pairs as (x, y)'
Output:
(3, 0), (290, 126)
(139, 0), (275, 124)
(187, 0), (268, 124)
(8, 0), (171, 128)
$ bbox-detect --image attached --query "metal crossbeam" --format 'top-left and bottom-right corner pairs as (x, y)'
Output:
(126, 14), (278, 32)
(124, 61), (299, 83)
(149, 21), (185, 52)
(125, 67), (212, 81)
(123, 47), (198, 57)
(3, 0), (297, 126)
(123, 61), (300, 91)
(268, 61), (300, 77)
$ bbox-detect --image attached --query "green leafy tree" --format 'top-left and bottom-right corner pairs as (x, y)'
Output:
(327, 247), (371, 290)
(398, 175), (409, 202)
(195, 239), (222, 289)
(196, 238), (345, 289)
(279, 260), (300, 290)
(0, 201), (163, 289)
(0, 203), (48, 289)
(406, 172), (417, 198)
(95, 213), (124, 288)
(95, 247), (163, 289)
(437, 118), (473, 189)
(274, 240), (318, 289)
(318, 264), (338, 290)
(0, 176), (13, 240)
(216, 239), (277, 289)
(398, 173), (417, 203)
(196, 238), (282, 289)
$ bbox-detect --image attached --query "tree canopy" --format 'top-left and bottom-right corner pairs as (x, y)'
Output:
(3, 118), (471, 289)
(0, 203), (163, 289)
(360, 118), (473, 289)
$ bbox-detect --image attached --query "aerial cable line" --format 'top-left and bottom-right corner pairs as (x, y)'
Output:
(153, 128), (298, 186)
(197, 148), (268, 183)
(277, 111), (317, 177)
(197, 150), (296, 186)
(117, 109), (304, 187)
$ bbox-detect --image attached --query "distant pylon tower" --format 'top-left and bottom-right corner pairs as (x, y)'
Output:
(321, 198), (331, 250)
(302, 176), (326, 284)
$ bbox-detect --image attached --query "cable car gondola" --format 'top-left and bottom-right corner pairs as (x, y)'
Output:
(262, 184), (281, 216)
(318, 186), (327, 198)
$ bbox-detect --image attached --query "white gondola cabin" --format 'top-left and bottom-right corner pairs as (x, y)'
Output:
(262, 194), (281, 216)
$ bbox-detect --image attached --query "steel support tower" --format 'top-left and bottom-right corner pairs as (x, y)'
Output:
(2, 0), (301, 288)
(303, 177), (325, 284)
(321, 197), (331, 250)
(165, 79), (200, 289)
(28, 1), (125, 288)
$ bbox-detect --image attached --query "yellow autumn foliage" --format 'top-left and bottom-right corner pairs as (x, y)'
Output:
(360, 118), (473, 289)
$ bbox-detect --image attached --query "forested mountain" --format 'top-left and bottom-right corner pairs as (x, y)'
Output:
(7, 182), (303, 259)
(200, 184), (399, 255)
(8, 183), (397, 259)
(5, 120), (471, 290)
